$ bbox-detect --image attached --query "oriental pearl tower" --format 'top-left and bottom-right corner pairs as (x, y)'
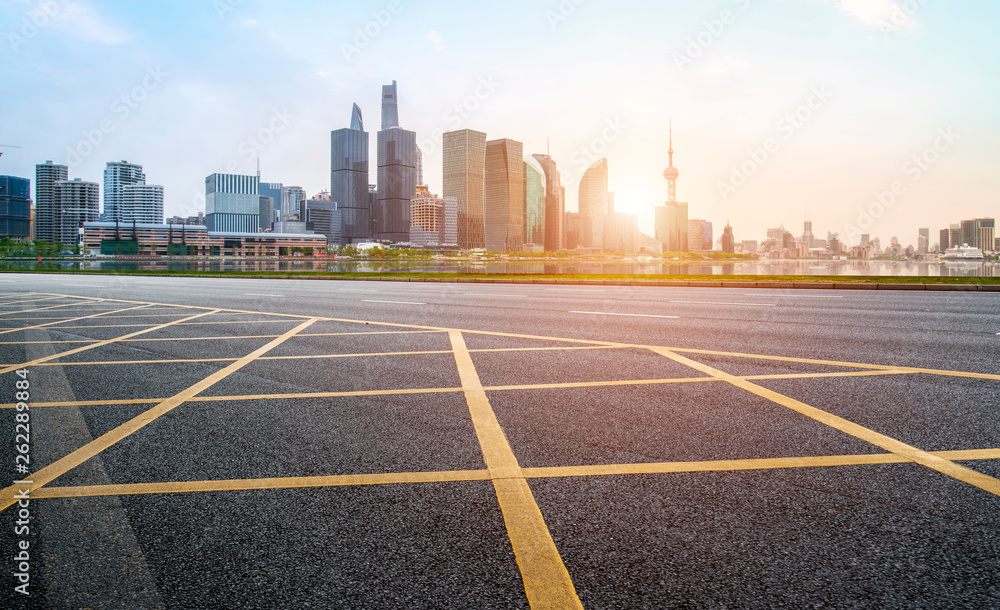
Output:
(663, 119), (680, 203)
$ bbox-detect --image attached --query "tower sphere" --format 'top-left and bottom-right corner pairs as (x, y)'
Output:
(663, 166), (679, 180)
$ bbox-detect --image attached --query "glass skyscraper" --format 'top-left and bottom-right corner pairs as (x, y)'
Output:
(375, 82), (417, 243)
(532, 154), (565, 252)
(579, 158), (609, 250)
(444, 129), (487, 249)
(523, 158), (546, 248)
(485, 138), (525, 252)
(0, 175), (31, 239)
(331, 103), (370, 245)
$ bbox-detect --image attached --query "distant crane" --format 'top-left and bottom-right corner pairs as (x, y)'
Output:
(0, 144), (21, 158)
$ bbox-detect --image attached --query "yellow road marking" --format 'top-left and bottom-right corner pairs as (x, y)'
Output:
(5, 313), (220, 321)
(0, 309), (222, 375)
(0, 318), (318, 512)
(450, 330), (582, 610)
(0, 370), (917, 409)
(0, 296), (69, 308)
(20, 449), (1000, 500)
(0, 330), (442, 346)
(0, 320), (302, 331)
(0, 303), (149, 336)
(0, 300), (96, 317)
(651, 348), (1000, 497)
(32, 470), (492, 499)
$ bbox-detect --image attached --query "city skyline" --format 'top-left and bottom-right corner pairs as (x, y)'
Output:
(2, 0), (998, 244)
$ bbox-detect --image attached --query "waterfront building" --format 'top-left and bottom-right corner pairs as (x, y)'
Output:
(722, 222), (735, 254)
(654, 124), (689, 252)
(34, 160), (69, 243)
(0, 175), (31, 239)
(444, 129), (487, 249)
(603, 212), (637, 252)
(375, 82), (418, 243)
(103, 161), (151, 222)
(579, 158), (609, 250)
(122, 184), (163, 224)
(409, 185), (458, 247)
(532, 153), (565, 251)
(331, 103), (371, 245)
(205, 173), (259, 233)
(523, 157), (546, 249)
(485, 138), (525, 252)
(82, 221), (325, 256)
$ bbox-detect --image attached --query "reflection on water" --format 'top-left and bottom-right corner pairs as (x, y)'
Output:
(1, 258), (998, 277)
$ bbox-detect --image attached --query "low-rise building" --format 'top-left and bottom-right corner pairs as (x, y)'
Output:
(82, 221), (326, 256)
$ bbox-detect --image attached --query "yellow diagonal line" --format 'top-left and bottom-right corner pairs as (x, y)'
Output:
(0, 296), (68, 309)
(0, 309), (222, 376)
(450, 330), (582, 610)
(0, 303), (150, 336)
(0, 318), (318, 512)
(0, 300), (94, 316)
(651, 347), (1000, 497)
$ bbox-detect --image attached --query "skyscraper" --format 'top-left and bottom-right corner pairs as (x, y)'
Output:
(103, 161), (145, 222)
(532, 153), (565, 252)
(722, 222), (735, 254)
(918, 228), (930, 254)
(35, 161), (68, 243)
(0, 175), (31, 239)
(444, 129), (487, 249)
(579, 158), (609, 250)
(375, 81), (418, 242)
(523, 157), (546, 249)
(485, 138), (525, 252)
(259, 182), (283, 229)
(331, 103), (370, 245)
(205, 173), (259, 232)
(52, 178), (99, 245)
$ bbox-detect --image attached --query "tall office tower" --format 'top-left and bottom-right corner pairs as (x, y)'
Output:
(444, 129), (487, 249)
(656, 203), (688, 252)
(949, 224), (961, 249)
(375, 81), (418, 243)
(688, 219), (713, 251)
(0, 175), (31, 239)
(918, 228), (930, 254)
(103, 161), (145, 222)
(408, 185), (458, 247)
(381, 80), (400, 130)
(532, 154), (565, 251)
(205, 173), (259, 232)
(523, 158), (546, 248)
(331, 103), (370, 245)
(259, 196), (275, 231)
(565, 212), (582, 250)
(655, 125), (689, 251)
(52, 178), (99, 245)
(302, 198), (340, 246)
(35, 160), (69, 243)
(722, 222), (735, 254)
(283, 186), (307, 220)
(861, 234), (871, 247)
(484, 138), (525, 252)
(122, 184), (164, 224)
(579, 158), (609, 250)
(939, 228), (950, 252)
(259, 182), (283, 229)
(603, 212), (637, 252)
(802, 220), (815, 247)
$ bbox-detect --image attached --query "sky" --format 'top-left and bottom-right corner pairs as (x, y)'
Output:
(2, 0), (999, 246)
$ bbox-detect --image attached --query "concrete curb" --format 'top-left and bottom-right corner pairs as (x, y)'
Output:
(21, 272), (1000, 292)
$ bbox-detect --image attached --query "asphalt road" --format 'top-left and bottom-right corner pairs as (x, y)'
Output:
(1, 273), (999, 609)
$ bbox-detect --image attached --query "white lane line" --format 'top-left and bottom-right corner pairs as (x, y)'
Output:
(61, 284), (107, 288)
(362, 300), (426, 305)
(743, 294), (843, 299)
(245, 293), (285, 297)
(571, 311), (679, 319)
(463, 293), (527, 298)
(670, 300), (776, 307)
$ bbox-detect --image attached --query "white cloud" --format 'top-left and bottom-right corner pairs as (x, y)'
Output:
(44, 1), (133, 44)
(427, 30), (445, 51)
(825, 0), (918, 30)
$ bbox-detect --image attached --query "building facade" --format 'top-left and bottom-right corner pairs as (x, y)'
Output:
(51, 178), (100, 245)
(34, 160), (69, 244)
(103, 161), (146, 222)
(656, 202), (689, 252)
(83, 222), (326, 256)
(0, 175), (31, 239)
(205, 173), (259, 233)
(331, 103), (371, 245)
(722, 223), (735, 254)
(484, 138), (525, 252)
(603, 212), (637, 252)
(443, 129), (487, 249)
(532, 154), (565, 252)
(579, 158), (609, 250)
(523, 158), (546, 249)
(408, 185), (458, 247)
(122, 184), (163, 224)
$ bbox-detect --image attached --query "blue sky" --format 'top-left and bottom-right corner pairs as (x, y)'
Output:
(2, 0), (998, 244)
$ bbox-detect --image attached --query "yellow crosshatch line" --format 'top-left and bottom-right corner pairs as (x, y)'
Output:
(0, 329), (444, 345)
(2, 291), (999, 610)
